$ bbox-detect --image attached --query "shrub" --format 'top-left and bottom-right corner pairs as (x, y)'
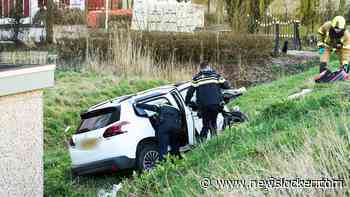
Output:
(34, 7), (85, 26)
(142, 31), (273, 64)
(58, 8), (86, 25)
(98, 14), (132, 29)
(56, 31), (273, 64)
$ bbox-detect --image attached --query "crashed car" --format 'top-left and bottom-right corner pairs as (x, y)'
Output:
(68, 82), (247, 176)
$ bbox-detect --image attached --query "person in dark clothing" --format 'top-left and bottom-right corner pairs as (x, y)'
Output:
(185, 61), (230, 141)
(135, 102), (182, 161)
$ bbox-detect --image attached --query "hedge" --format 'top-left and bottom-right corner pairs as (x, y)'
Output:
(55, 31), (273, 65)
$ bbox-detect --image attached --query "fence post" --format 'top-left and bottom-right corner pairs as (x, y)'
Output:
(293, 21), (302, 50)
(274, 23), (280, 55)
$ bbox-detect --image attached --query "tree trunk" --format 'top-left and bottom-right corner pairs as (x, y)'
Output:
(46, 0), (54, 44)
(208, 0), (211, 13)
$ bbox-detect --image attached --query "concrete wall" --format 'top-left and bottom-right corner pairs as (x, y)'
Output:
(53, 25), (88, 42)
(132, 0), (205, 32)
(0, 90), (43, 197)
(0, 64), (55, 196)
(0, 51), (49, 65)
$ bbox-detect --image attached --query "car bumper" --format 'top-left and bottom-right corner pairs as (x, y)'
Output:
(71, 156), (135, 176)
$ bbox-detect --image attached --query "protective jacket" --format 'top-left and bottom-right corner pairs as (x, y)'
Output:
(185, 68), (230, 107)
(318, 21), (350, 49)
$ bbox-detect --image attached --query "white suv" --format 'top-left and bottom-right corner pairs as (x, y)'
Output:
(68, 82), (246, 175)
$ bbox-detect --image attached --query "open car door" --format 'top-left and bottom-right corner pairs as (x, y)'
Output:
(170, 90), (195, 146)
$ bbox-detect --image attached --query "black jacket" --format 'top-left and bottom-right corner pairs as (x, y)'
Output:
(185, 68), (230, 107)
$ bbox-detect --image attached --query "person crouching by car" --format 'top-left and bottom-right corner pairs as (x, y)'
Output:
(135, 102), (182, 161)
(185, 61), (231, 142)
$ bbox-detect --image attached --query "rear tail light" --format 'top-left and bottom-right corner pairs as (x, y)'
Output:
(103, 121), (129, 138)
(69, 137), (76, 146)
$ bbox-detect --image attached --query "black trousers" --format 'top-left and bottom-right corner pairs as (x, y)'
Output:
(200, 104), (220, 140)
(158, 125), (181, 161)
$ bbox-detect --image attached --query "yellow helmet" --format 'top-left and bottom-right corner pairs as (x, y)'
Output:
(332, 16), (346, 29)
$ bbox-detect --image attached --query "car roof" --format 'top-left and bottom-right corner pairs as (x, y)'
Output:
(87, 85), (177, 111)
(175, 81), (191, 90)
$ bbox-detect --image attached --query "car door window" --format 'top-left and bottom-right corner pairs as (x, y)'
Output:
(171, 91), (185, 113)
(143, 98), (173, 117)
(179, 88), (188, 100)
(180, 88), (196, 102)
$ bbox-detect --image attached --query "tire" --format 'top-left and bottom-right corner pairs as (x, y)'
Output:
(231, 111), (249, 123)
(136, 143), (159, 171)
(222, 111), (248, 130)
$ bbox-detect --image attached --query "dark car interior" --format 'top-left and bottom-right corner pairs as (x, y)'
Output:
(134, 94), (189, 147)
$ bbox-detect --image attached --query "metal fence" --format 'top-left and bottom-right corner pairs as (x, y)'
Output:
(256, 15), (302, 54)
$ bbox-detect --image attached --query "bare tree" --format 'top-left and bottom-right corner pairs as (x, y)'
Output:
(46, 0), (54, 44)
(8, 1), (25, 43)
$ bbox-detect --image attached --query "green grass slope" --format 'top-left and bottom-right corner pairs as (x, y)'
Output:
(119, 61), (350, 196)
(44, 59), (350, 196)
(44, 71), (166, 196)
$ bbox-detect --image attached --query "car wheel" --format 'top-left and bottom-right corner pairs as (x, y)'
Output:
(136, 143), (159, 171)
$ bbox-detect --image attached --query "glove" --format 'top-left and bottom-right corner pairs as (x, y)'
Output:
(319, 47), (325, 55)
(317, 42), (325, 48)
(336, 43), (343, 49)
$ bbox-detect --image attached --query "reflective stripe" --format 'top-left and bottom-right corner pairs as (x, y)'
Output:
(343, 45), (350, 49)
(193, 76), (218, 83)
(192, 79), (221, 87)
(218, 78), (226, 83)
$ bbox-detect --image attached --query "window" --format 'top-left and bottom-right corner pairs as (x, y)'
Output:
(143, 98), (172, 117)
(180, 88), (196, 102)
(111, 0), (122, 9)
(38, 0), (47, 8)
(77, 106), (121, 133)
(171, 91), (185, 113)
(134, 97), (176, 117)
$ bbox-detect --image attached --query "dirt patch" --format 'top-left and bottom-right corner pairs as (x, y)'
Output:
(222, 51), (319, 87)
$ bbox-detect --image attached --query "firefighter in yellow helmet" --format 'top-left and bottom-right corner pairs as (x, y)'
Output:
(318, 16), (350, 73)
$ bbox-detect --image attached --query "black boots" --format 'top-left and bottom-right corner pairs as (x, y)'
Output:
(344, 64), (349, 73)
(320, 62), (327, 73)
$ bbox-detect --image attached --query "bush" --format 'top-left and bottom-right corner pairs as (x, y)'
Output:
(98, 14), (132, 29)
(33, 7), (85, 25)
(55, 31), (273, 65)
(141, 31), (273, 64)
(58, 8), (86, 25)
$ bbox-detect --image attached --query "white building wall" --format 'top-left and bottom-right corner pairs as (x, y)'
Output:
(131, 0), (205, 33)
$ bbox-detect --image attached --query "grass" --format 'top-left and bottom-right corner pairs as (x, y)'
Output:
(44, 55), (350, 196)
(44, 70), (167, 196)
(117, 58), (350, 196)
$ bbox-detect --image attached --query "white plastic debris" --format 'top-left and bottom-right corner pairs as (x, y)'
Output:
(225, 87), (247, 95)
(97, 183), (123, 197)
(288, 89), (313, 100)
(112, 184), (123, 197)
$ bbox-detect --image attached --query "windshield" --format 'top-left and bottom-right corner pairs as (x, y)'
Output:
(77, 106), (121, 133)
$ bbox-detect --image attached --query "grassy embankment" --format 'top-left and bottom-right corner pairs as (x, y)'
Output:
(44, 70), (167, 196)
(44, 57), (349, 196)
(119, 58), (350, 196)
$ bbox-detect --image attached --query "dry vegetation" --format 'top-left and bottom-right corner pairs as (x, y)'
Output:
(56, 28), (273, 82)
